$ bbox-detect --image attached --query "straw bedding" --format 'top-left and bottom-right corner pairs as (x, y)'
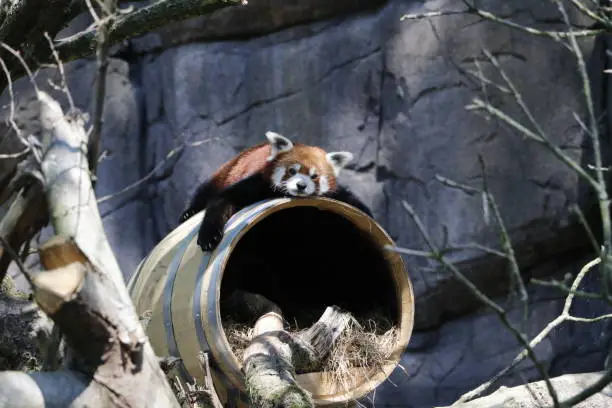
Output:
(223, 312), (400, 392)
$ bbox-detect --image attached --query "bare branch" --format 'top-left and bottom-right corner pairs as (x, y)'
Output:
(396, 200), (560, 406)
(400, 2), (605, 39)
(436, 166), (528, 317)
(54, 0), (243, 64)
(402, 1), (612, 406)
(466, 98), (599, 190)
(531, 278), (605, 300)
(455, 257), (602, 404)
(400, 9), (468, 21)
(42, 32), (75, 112)
(87, 0), (118, 179)
(96, 136), (217, 204)
(0, 90), (179, 406)
(570, 204), (600, 254)
(0, 42), (40, 93)
(556, 0), (612, 305)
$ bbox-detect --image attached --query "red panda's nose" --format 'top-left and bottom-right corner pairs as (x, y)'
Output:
(296, 181), (307, 191)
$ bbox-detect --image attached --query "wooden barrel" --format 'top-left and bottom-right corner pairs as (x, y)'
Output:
(128, 197), (414, 407)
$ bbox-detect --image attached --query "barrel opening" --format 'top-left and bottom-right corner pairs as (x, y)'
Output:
(219, 205), (399, 332)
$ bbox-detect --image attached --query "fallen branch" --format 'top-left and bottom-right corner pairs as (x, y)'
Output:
(0, 91), (179, 407)
(243, 306), (351, 408)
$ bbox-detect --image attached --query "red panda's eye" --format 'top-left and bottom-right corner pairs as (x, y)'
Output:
(288, 168), (297, 175)
(311, 174), (318, 180)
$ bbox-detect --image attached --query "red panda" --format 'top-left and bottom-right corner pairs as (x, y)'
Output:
(179, 131), (373, 251)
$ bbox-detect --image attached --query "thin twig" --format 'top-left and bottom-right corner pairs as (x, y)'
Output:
(568, 0), (610, 25)
(0, 42), (39, 93)
(400, 9), (468, 20)
(455, 257), (601, 404)
(531, 278), (605, 300)
(466, 98), (599, 191)
(399, 200), (560, 407)
(0, 54), (19, 134)
(570, 204), (600, 255)
(0, 148), (29, 159)
(96, 137), (216, 204)
(88, 0), (118, 178)
(96, 144), (183, 204)
(401, 1), (606, 39)
(436, 166), (528, 319)
(556, 0), (612, 306)
(478, 156), (528, 325)
(43, 32), (75, 112)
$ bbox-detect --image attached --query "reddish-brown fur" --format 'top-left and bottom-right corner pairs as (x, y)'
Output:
(209, 142), (338, 191)
(181, 135), (373, 251)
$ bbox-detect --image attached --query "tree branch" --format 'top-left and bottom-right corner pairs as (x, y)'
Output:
(0, 91), (179, 407)
(55, 0), (242, 63)
(400, 1), (606, 39)
(87, 0), (118, 179)
(393, 200), (560, 407)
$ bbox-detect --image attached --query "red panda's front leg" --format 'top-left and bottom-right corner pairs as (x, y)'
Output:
(179, 179), (218, 224)
(197, 173), (278, 251)
(197, 198), (236, 251)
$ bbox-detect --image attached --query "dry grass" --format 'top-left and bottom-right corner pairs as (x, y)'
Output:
(224, 320), (254, 362)
(222, 312), (400, 392)
(316, 315), (399, 392)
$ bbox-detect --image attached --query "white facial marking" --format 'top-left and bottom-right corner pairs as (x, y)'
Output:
(265, 131), (294, 162)
(326, 151), (353, 176)
(271, 166), (286, 188)
(318, 175), (329, 194)
(285, 173), (316, 197)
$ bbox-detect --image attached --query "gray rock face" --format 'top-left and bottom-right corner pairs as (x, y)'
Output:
(137, 0), (595, 328)
(1, 0), (609, 407)
(366, 257), (611, 407)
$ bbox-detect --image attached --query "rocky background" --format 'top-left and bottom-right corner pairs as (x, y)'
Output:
(2, 0), (612, 407)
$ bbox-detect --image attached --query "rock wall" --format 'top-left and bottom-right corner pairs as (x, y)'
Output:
(2, 0), (611, 407)
(130, 0), (596, 329)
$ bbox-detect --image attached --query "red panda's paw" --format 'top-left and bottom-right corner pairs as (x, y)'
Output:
(179, 208), (196, 224)
(197, 219), (224, 252)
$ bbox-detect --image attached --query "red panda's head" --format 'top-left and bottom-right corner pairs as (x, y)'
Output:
(264, 131), (353, 197)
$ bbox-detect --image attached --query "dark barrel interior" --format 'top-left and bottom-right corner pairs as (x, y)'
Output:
(219, 206), (399, 331)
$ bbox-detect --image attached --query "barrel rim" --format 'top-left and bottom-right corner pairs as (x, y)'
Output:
(198, 197), (415, 404)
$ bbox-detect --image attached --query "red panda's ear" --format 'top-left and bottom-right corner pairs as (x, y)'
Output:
(265, 131), (294, 161)
(326, 151), (353, 175)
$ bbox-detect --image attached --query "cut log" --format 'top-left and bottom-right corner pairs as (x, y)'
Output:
(242, 306), (352, 408)
(0, 91), (179, 408)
